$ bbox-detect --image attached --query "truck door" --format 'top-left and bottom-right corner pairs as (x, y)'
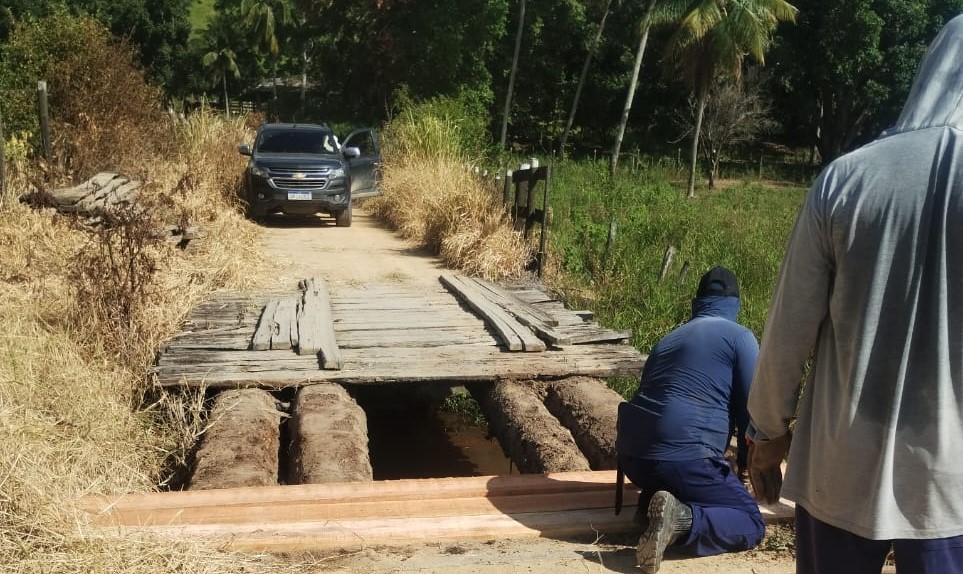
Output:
(342, 128), (382, 200)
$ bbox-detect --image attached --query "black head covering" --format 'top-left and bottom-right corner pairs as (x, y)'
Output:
(697, 266), (740, 298)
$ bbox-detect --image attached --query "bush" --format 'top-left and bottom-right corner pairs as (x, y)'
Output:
(0, 8), (172, 181)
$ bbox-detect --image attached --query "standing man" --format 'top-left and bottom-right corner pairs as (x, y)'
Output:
(616, 266), (764, 574)
(747, 15), (963, 574)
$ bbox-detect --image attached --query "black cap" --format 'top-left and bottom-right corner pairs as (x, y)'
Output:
(697, 266), (740, 298)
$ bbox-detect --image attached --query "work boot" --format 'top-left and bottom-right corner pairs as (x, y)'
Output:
(636, 490), (692, 574)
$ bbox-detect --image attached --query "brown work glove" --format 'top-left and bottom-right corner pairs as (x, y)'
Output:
(748, 433), (791, 504)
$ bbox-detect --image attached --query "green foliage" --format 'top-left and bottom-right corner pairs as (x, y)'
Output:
(0, 0), (192, 88)
(189, 0), (218, 38)
(768, 0), (963, 159)
(385, 91), (493, 162)
(0, 9), (171, 177)
(548, 158), (806, 353)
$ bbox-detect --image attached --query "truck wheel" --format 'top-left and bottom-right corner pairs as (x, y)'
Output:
(335, 205), (352, 227)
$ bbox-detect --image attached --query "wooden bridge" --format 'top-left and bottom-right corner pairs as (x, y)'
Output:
(153, 273), (646, 389)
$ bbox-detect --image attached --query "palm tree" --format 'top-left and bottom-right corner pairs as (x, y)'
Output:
(610, 0), (658, 176)
(202, 47), (241, 118)
(666, 0), (797, 197)
(241, 0), (293, 101)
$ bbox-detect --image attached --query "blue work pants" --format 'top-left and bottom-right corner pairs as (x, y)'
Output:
(622, 456), (765, 556)
(796, 504), (963, 574)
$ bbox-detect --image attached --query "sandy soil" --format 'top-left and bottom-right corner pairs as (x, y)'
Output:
(244, 208), (798, 573)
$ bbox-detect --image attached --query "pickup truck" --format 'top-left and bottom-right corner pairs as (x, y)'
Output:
(238, 123), (381, 227)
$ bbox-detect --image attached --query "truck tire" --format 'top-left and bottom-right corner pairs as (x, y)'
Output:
(335, 205), (352, 227)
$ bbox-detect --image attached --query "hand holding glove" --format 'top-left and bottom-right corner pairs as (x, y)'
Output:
(747, 433), (791, 504)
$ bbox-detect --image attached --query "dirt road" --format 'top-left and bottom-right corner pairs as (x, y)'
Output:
(252, 209), (797, 573)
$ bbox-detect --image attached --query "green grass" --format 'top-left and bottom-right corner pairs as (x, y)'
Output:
(189, 0), (217, 38)
(545, 158), (809, 396)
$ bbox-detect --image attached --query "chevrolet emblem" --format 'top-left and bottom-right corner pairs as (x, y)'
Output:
(293, 172), (306, 180)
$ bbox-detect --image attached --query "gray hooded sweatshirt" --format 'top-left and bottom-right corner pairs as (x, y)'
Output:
(748, 14), (963, 540)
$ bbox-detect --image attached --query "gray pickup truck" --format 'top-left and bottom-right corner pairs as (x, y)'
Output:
(238, 123), (381, 227)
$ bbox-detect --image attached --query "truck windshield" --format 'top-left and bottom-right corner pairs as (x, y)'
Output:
(257, 130), (338, 154)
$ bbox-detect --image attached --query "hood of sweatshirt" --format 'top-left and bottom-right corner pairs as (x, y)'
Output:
(690, 295), (741, 322)
(888, 14), (963, 135)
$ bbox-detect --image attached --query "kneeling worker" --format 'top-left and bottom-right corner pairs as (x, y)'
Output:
(616, 266), (765, 573)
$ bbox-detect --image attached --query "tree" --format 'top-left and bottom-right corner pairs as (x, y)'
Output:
(676, 72), (777, 187)
(202, 47), (240, 118)
(664, 0), (796, 197)
(241, 0), (293, 101)
(559, 0), (615, 155)
(768, 0), (963, 162)
(500, 0), (526, 149)
(0, 0), (192, 90)
(610, 0), (657, 176)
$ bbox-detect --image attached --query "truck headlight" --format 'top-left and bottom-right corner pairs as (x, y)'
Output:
(249, 165), (268, 178)
(329, 167), (346, 178)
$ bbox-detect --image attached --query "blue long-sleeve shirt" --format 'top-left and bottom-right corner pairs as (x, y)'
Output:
(617, 296), (758, 462)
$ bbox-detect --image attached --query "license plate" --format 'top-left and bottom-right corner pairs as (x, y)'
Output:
(287, 191), (312, 200)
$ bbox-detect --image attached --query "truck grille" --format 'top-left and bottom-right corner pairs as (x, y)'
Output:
(269, 168), (330, 190)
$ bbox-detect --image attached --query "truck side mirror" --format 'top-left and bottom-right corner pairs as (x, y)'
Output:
(238, 143), (252, 156)
(343, 146), (361, 159)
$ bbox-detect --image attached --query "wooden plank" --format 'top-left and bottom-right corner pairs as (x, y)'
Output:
(81, 470), (795, 552)
(103, 179), (142, 207)
(83, 471), (624, 511)
(275, 297), (297, 350)
(152, 344), (646, 388)
(49, 172), (118, 206)
(296, 278), (343, 369)
(470, 278), (558, 326)
(440, 274), (544, 352)
(470, 278), (574, 346)
(74, 175), (130, 212)
(251, 299), (280, 351)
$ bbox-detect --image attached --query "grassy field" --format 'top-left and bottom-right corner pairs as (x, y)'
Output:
(189, 0), (217, 38)
(541, 159), (809, 395)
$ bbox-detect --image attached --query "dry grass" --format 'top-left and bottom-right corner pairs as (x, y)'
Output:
(368, 107), (532, 281)
(0, 110), (311, 573)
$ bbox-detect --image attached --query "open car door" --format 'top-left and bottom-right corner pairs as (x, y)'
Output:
(342, 128), (382, 200)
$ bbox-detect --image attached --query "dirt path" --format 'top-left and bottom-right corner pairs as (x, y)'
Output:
(250, 209), (797, 573)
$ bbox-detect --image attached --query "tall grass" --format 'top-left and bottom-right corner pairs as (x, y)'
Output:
(544, 158), (808, 376)
(368, 97), (532, 280)
(0, 106), (314, 572)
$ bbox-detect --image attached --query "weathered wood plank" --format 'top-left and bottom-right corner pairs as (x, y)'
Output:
(296, 278), (342, 369)
(471, 279), (574, 346)
(153, 344), (646, 388)
(251, 299), (280, 351)
(49, 172), (119, 206)
(276, 297), (297, 350)
(165, 326), (499, 351)
(440, 274), (544, 352)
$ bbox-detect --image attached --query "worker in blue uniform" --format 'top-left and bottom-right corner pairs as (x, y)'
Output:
(616, 266), (764, 574)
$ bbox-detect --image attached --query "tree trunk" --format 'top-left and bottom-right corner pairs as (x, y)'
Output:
(686, 89), (707, 198)
(223, 76), (232, 119)
(272, 59), (279, 101)
(559, 0), (611, 155)
(500, 0), (527, 150)
(610, 0), (654, 177)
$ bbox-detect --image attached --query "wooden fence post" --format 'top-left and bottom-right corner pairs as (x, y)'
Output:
(659, 246), (676, 282)
(37, 81), (51, 161)
(536, 165), (551, 277)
